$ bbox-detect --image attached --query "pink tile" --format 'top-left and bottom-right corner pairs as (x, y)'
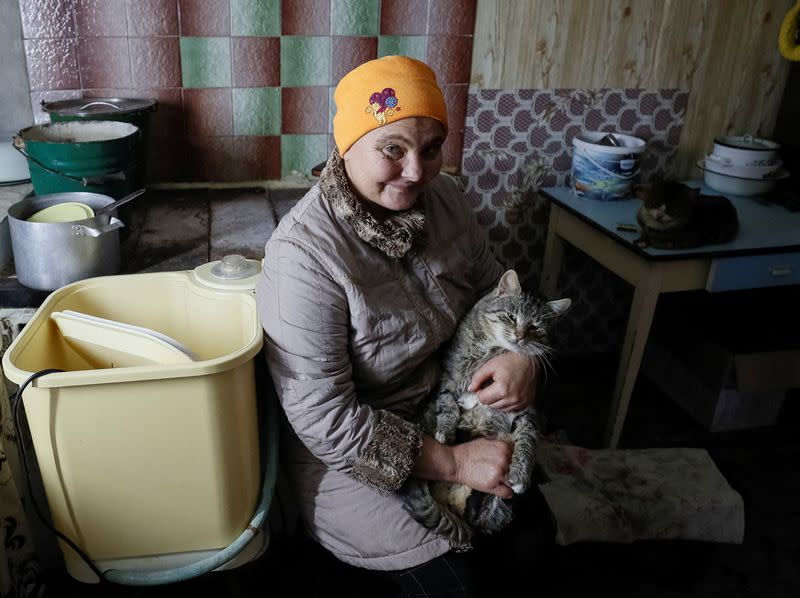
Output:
(442, 129), (463, 171)
(76, 37), (133, 89)
(145, 133), (187, 182)
(81, 88), (134, 98)
(126, 0), (178, 35)
(380, 0), (428, 34)
(75, 0), (128, 36)
(234, 136), (281, 180)
(183, 88), (233, 136)
(130, 88), (183, 138)
(19, 0), (76, 38)
(186, 136), (235, 181)
(130, 37), (181, 88)
(426, 36), (472, 84)
(282, 87), (329, 133)
(442, 84), (468, 135)
(178, 0), (230, 36)
(232, 37), (280, 87)
(282, 0), (330, 35)
(429, 0), (476, 34)
(331, 37), (377, 84)
(24, 39), (80, 91)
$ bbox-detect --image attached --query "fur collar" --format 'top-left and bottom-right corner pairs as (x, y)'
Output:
(319, 149), (425, 259)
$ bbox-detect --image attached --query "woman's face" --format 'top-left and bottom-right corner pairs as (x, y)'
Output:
(342, 117), (446, 215)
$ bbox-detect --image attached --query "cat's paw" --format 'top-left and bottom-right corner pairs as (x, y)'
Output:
(507, 474), (529, 494)
(435, 429), (455, 444)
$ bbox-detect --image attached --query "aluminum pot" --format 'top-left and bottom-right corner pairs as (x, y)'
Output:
(8, 192), (124, 291)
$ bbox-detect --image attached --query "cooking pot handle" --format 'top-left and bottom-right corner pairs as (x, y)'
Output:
(72, 217), (124, 238)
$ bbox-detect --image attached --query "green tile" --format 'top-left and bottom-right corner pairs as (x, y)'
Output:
(233, 88), (281, 136)
(180, 37), (231, 88)
(378, 36), (426, 61)
(331, 0), (379, 35)
(328, 86), (335, 134)
(281, 134), (328, 177)
(281, 37), (331, 87)
(231, 0), (280, 36)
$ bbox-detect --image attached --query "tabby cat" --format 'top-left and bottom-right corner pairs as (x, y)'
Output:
(402, 270), (571, 550)
(635, 179), (739, 249)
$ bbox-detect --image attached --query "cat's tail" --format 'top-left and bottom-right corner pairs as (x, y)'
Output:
(466, 493), (513, 534)
(402, 480), (473, 551)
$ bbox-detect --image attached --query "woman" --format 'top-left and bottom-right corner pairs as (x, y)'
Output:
(257, 55), (543, 595)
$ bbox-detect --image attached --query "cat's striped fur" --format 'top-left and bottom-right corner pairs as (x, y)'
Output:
(403, 270), (570, 550)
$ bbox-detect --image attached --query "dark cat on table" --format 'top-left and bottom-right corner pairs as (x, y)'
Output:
(635, 179), (739, 249)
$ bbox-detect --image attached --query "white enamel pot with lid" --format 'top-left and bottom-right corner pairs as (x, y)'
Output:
(711, 134), (781, 167)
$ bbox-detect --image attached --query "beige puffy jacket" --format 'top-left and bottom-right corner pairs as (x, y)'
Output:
(256, 151), (502, 570)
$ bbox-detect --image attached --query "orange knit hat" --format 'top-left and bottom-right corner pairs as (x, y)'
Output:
(333, 55), (448, 155)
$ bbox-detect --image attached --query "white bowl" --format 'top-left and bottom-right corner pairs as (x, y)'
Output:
(697, 160), (789, 196)
(712, 135), (780, 166)
(703, 154), (783, 179)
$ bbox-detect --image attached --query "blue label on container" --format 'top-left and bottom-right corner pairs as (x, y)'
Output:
(571, 150), (640, 201)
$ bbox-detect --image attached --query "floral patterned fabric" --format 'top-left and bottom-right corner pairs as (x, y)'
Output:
(1, 313), (47, 598)
(537, 439), (745, 546)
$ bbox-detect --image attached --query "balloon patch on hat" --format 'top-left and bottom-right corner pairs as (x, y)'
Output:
(365, 88), (400, 125)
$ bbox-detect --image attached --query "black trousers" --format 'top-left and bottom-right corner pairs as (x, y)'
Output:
(388, 486), (556, 597)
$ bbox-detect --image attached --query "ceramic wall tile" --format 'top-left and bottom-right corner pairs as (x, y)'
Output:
(74, 0), (127, 36)
(76, 37), (132, 89)
(281, 0), (331, 35)
(429, 0), (476, 35)
(331, 36), (378, 84)
(280, 36), (331, 87)
(178, 0), (230, 36)
(331, 0), (379, 35)
(281, 134), (328, 177)
(126, 0), (178, 36)
(18, 0), (475, 179)
(130, 37), (182, 89)
(179, 36), (231, 88)
(233, 87), (281, 136)
(377, 35), (426, 61)
(186, 135), (236, 181)
(380, 0), (428, 34)
(183, 88), (233, 136)
(19, 0), (76, 39)
(426, 35), (472, 84)
(281, 87), (329, 133)
(24, 39), (80, 91)
(232, 37), (281, 88)
(233, 136), (282, 180)
(230, 0), (280, 36)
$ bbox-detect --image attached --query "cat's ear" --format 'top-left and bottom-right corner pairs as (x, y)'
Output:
(496, 270), (522, 296)
(545, 298), (572, 316)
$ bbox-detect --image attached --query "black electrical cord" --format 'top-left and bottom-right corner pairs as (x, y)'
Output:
(11, 368), (108, 583)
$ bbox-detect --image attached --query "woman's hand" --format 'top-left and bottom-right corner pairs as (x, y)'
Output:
(412, 436), (514, 499)
(468, 352), (539, 412)
(451, 437), (514, 499)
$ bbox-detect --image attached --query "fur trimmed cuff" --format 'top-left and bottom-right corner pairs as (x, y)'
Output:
(349, 410), (423, 495)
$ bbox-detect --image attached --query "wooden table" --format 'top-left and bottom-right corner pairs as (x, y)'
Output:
(539, 183), (800, 447)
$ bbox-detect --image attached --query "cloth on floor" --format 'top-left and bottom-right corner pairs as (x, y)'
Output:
(536, 439), (745, 545)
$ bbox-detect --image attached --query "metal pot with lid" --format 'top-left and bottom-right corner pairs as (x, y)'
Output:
(42, 97), (156, 123)
(7, 190), (145, 291)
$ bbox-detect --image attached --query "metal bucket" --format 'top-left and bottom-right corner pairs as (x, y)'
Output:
(42, 98), (156, 186)
(13, 121), (140, 198)
(8, 192), (124, 291)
